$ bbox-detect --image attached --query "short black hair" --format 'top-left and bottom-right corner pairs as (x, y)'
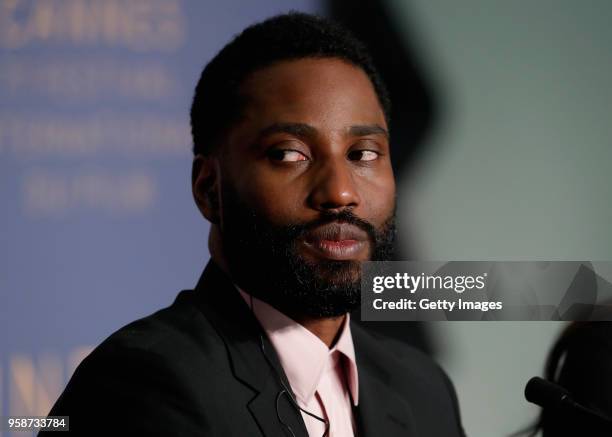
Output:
(190, 12), (391, 156)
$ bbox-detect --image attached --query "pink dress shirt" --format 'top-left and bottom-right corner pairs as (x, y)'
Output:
(238, 288), (359, 437)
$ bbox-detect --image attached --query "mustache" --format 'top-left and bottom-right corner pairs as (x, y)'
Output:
(284, 209), (378, 243)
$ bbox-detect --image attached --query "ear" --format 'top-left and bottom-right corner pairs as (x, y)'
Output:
(192, 154), (221, 225)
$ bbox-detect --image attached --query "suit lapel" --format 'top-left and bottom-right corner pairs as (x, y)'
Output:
(192, 261), (309, 437)
(352, 324), (418, 437)
(248, 373), (309, 437)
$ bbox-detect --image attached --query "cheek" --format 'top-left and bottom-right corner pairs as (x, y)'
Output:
(227, 169), (306, 224)
(360, 172), (396, 223)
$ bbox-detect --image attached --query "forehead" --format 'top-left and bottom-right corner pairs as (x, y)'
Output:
(236, 57), (387, 134)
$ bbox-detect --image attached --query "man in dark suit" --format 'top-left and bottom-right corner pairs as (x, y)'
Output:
(43, 13), (465, 436)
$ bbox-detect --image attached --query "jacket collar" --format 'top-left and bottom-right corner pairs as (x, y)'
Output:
(191, 260), (416, 437)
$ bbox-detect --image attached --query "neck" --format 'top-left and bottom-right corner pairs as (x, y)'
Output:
(292, 313), (347, 348)
(209, 226), (231, 274)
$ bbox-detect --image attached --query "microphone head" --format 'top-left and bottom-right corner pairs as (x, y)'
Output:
(525, 376), (570, 409)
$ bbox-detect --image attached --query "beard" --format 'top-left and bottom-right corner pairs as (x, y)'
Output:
(220, 183), (396, 318)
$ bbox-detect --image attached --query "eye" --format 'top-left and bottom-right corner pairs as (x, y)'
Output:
(267, 149), (309, 162)
(348, 150), (379, 161)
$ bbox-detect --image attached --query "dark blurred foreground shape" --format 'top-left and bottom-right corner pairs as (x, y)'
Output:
(327, 0), (441, 355)
(525, 322), (612, 436)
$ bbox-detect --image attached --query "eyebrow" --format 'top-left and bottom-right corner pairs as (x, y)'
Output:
(257, 122), (317, 139)
(256, 122), (389, 140)
(348, 124), (389, 138)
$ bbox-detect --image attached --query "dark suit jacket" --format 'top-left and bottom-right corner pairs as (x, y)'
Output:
(42, 261), (465, 436)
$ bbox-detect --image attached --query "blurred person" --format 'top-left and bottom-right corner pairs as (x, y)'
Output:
(41, 13), (464, 437)
(522, 322), (612, 437)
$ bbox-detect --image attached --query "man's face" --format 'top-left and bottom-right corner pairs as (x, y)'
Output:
(216, 57), (396, 317)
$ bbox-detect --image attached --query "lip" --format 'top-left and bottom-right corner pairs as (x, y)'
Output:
(301, 223), (369, 261)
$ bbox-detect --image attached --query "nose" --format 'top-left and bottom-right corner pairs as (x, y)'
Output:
(308, 158), (361, 212)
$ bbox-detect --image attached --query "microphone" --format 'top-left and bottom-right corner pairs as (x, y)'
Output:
(525, 377), (612, 429)
(525, 377), (574, 410)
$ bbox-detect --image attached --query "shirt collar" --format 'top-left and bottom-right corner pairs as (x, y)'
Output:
(237, 288), (359, 406)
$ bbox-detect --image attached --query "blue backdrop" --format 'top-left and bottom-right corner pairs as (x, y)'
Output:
(0, 1), (320, 433)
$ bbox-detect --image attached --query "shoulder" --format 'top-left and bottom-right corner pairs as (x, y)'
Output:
(78, 289), (230, 378)
(45, 290), (233, 434)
